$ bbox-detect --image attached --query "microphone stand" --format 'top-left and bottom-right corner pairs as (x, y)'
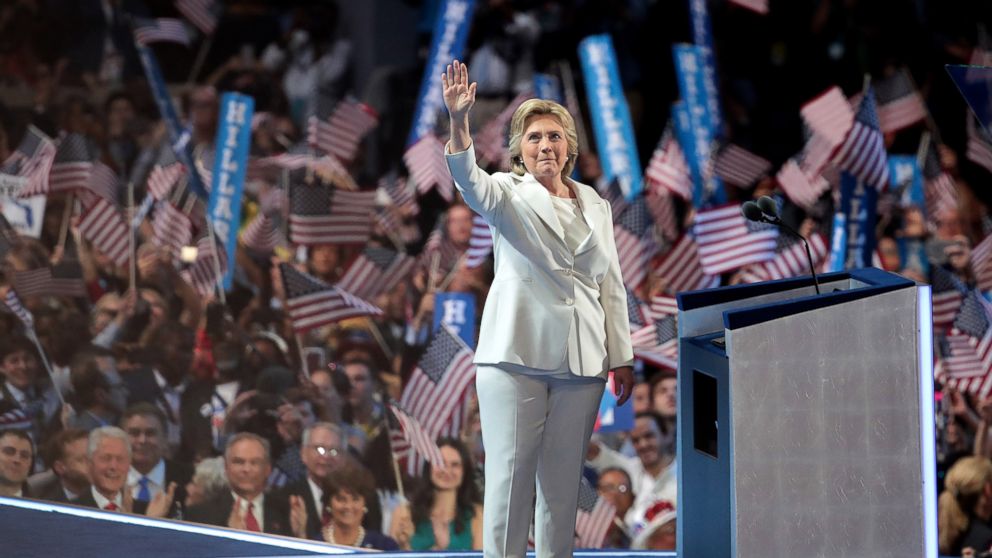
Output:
(762, 216), (821, 295)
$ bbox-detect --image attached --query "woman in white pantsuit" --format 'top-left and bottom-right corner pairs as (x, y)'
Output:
(441, 60), (635, 557)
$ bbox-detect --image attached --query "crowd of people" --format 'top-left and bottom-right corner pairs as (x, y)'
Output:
(0, 0), (989, 554)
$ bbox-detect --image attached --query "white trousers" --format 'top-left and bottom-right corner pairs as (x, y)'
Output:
(476, 365), (606, 557)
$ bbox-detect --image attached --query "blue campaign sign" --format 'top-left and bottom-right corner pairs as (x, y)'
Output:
(208, 93), (254, 289)
(135, 44), (209, 201)
(826, 212), (847, 272)
(673, 44), (724, 206)
(432, 292), (476, 349)
(687, 0), (722, 132)
(407, 0), (476, 145)
(533, 73), (563, 104)
(838, 171), (878, 269)
(578, 34), (643, 201)
(595, 371), (634, 433)
(888, 155), (925, 215)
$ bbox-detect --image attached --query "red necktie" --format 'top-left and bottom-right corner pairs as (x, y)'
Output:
(244, 502), (261, 532)
(104, 502), (119, 511)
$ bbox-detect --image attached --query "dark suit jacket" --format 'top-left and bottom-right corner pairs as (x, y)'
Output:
(149, 458), (194, 518)
(184, 491), (293, 537)
(29, 473), (76, 503)
(72, 489), (149, 515)
(280, 480), (322, 540)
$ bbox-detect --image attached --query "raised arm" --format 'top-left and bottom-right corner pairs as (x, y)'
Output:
(442, 60), (477, 153)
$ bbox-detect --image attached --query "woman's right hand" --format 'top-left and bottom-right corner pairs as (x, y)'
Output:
(441, 60), (477, 120)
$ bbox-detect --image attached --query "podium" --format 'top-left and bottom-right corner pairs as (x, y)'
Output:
(676, 268), (936, 558)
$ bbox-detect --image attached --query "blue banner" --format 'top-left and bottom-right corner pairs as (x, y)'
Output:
(838, 171), (878, 269)
(671, 101), (703, 204)
(208, 93), (254, 289)
(432, 292), (476, 348)
(407, 0), (476, 145)
(135, 44), (209, 200)
(533, 73), (563, 104)
(827, 212), (847, 272)
(672, 44), (724, 206)
(578, 34), (643, 200)
(888, 155), (925, 215)
(687, 0), (722, 132)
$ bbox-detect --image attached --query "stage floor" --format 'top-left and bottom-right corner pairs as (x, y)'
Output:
(0, 497), (675, 557)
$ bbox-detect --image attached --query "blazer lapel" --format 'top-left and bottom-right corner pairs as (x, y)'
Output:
(572, 181), (603, 255)
(514, 176), (566, 242)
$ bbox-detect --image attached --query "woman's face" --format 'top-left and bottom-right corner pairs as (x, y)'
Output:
(329, 489), (365, 529)
(520, 115), (569, 181)
(431, 445), (464, 491)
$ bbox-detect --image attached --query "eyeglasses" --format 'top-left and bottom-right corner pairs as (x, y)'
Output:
(1, 446), (32, 460)
(597, 483), (630, 495)
(309, 445), (340, 458)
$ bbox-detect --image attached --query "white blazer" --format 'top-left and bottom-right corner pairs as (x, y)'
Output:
(446, 143), (634, 377)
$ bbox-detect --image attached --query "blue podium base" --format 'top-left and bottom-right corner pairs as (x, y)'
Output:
(0, 497), (674, 557)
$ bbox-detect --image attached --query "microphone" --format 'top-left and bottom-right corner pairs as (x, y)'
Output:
(741, 196), (821, 295)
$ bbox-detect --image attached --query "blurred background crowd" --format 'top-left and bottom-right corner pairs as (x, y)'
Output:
(0, 0), (990, 553)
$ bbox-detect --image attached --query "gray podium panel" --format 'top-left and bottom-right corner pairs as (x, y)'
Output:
(728, 288), (924, 558)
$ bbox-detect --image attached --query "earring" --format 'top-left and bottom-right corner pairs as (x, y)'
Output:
(362, 507), (369, 513)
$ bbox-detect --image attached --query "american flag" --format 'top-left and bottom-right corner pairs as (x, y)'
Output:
(832, 87), (889, 189)
(152, 201), (193, 257)
(79, 161), (120, 205)
(614, 196), (655, 290)
(644, 125), (692, 201)
(147, 147), (185, 201)
(336, 247), (415, 300)
(631, 315), (679, 370)
(2, 290), (34, 329)
(931, 266), (966, 331)
(399, 325), (475, 471)
(693, 205), (778, 275)
(404, 134), (452, 201)
(239, 212), (283, 255)
(175, 0), (218, 35)
(13, 261), (86, 299)
(133, 17), (191, 47)
(712, 144), (772, 188)
(967, 115), (992, 175)
(647, 295), (678, 320)
(2, 125), (56, 198)
(79, 198), (130, 266)
(602, 178), (629, 220)
(738, 233), (829, 283)
(289, 182), (375, 245)
(49, 133), (94, 194)
(0, 408), (32, 430)
(873, 70), (927, 134)
(973, 232), (992, 293)
(387, 402), (446, 470)
(379, 174), (418, 216)
(464, 215), (493, 269)
(922, 144), (958, 218)
(653, 234), (720, 295)
(418, 219), (465, 275)
(475, 91), (533, 168)
(940, 292), (992, 396)
(776, 159), (827, 211)
(279, 263), (382, 333)
(728, 0), (768, 14)
(574, 476), (616, 548)
(180, 235), (227, 297)
(800, 86), (854, 148)
(626, 287), (648, 328)
(645, 191), (679, 241)
(307, 100), (379, 162)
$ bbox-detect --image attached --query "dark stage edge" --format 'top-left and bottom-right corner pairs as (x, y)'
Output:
(0, 497), (675, 557)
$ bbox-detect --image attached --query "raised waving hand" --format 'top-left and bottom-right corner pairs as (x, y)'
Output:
(441, 59), (477, 120)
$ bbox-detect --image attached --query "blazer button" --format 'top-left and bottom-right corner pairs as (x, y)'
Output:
(563, 297), (574, 305)
(563, 269), (573, 276)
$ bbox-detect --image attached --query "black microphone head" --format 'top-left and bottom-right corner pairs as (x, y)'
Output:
(756, 196), (779, 218)
(741, 201), (764, 222)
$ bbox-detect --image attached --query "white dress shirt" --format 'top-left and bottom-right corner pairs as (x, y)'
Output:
(128, 458), (165, 500)
(307, 477), (323, 514)
(92, 486), (124, 510)
(234, 492), (265, 531)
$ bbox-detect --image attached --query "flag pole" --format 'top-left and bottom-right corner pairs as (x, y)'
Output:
(437, 253), (466, 292)
(384, 404), (406, 500)
(127, 181), (137, 294)
(187, 35), (214, 86)
(364, 317), (395, 362)
(294, 332), (311, 380)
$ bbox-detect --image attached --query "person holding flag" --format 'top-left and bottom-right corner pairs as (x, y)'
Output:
(442, 59), (634, 557)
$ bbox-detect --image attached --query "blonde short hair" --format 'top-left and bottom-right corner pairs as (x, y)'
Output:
(507, 99), (579, 178)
